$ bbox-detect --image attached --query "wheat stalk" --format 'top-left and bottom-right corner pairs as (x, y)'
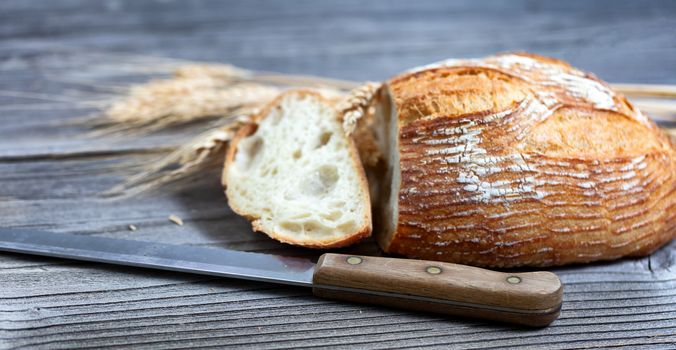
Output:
(99, 63), (352, 196)
(612, 83), (676, 99)
(92, 63), (356, 136)
(338, 82), (381, 135)
(95, 74), (278, 135)
(104, 116), (250, 197)
(172, 63), (250, 80)
(98, 61), (676, 197)
(334, 82), (383, 167)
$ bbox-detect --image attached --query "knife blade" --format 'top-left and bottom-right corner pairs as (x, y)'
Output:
(0, 227), (315, 287)
(0, 228), (563, 327)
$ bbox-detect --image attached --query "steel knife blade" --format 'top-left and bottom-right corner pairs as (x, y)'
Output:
(0, 228), (316, 286)
(0, 228), (563, 327)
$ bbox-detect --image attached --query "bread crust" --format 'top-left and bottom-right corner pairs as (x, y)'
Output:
(380, 53), (676, 267)
(223, 89), (372, 249)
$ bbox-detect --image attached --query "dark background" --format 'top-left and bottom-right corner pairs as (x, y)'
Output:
(2, 1), (676, 349)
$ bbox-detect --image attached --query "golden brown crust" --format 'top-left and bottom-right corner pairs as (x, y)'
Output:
(223, 89), (372, 249)
(381, 53), (676, 267)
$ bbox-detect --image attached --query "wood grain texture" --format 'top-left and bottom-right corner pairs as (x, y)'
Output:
(1, 0), (676, 348)
(312, 254), (562, 326)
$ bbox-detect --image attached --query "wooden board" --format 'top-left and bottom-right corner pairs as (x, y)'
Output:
(1, 0), (676, 348)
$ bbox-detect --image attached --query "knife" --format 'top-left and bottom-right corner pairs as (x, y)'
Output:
(0, 228), (562, 326)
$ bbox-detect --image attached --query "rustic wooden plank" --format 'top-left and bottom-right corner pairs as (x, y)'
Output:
(1, 0), (675, 83)
(1, 0), (676, 349)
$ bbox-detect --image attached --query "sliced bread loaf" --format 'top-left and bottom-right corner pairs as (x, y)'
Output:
(373, 53), (676, 267)
(223, 90), (372, 248)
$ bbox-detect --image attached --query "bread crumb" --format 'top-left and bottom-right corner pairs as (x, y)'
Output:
(128, 224), (137, 231)
(168, 215), (184, 226)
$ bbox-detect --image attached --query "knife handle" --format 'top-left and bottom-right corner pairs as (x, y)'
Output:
(312, 253), (562, 327)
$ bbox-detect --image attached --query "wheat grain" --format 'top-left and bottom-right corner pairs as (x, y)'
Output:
(338, 82), (381, 135)
(168, 215), (184, 226)
(336, 82), (383, 167)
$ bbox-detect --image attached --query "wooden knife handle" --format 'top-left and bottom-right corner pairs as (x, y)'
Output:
(312, 253), (563, 327)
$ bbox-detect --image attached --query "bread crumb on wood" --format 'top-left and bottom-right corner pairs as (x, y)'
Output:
(168, 214), (184, 226)
(128, 224), (137, 231)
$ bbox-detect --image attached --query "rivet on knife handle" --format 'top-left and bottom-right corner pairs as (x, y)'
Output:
(312, 253), (563, 327)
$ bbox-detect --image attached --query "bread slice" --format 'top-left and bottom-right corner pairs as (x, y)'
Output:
(373, 53), (676, 268)
(223, 90), (372, 248)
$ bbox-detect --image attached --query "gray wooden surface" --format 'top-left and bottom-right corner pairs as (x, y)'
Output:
(1, 0), (676, 349)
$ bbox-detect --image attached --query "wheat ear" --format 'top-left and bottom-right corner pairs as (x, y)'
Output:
(335, 82), (383, 167)
(338, 82), (381, 135)
(91, 64), (278, 135)
(104, 115), (250, 197)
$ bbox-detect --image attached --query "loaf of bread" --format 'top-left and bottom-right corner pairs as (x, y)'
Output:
(372, 53), (676, 267)
(223, 90), (372, 248)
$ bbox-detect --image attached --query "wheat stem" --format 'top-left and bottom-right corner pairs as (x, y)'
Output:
(612, 83), (676, 99)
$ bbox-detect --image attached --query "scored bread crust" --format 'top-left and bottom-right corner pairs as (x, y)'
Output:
(377, 52), (676, 267)
(223, 90), (372, 249)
